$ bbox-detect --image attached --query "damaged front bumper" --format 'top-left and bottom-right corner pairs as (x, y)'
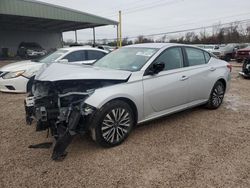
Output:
(25, 91), (96, 160)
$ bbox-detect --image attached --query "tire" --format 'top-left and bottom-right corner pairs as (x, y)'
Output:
(206, 81), (225, 109)
(236, 59), (243, 63)
(90, 100), (135, 147)
(224, 54), (231, 62)
(242, 60), (250, 74)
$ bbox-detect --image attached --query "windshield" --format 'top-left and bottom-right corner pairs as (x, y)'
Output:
(94, 47), (158, 71)
(37, 50), (68, 63)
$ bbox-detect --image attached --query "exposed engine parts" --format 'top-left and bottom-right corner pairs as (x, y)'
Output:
(25, 79), (125, 160)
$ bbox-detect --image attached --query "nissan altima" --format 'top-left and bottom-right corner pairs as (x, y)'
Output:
(25, 43), (232, 160)
(0, 47), (107, 93)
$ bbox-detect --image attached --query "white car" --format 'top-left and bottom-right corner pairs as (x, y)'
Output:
(0, 47), (108, 93)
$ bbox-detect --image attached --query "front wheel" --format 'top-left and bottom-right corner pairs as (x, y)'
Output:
(91, 100), (135, 147)
(206, 81), (225, 109)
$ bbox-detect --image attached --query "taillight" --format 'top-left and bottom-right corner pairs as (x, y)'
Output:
(227, 64), (232, 72)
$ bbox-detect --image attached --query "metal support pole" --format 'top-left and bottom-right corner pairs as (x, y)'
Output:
(116, 24), (119, 48)
(75, 30), (78, 43)
(119, 10), (122, 47)
(61, 33), (64, 47)
(93, 27), (96, 47)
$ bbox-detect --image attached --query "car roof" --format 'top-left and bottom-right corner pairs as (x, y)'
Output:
(124, 43), (177, 49)
(124, 43), (204, 50)
(59, 46), (108, 53)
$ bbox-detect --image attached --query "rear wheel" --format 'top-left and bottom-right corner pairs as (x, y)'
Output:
(206, 81), (225, 109)
(91, 100), (134, 147)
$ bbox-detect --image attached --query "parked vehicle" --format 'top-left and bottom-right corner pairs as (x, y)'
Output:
(195, 44), (218, 53)
(239, 58), (250, 78)
(203, 45), (218, 53)
(17, 42), (47, 59)
(0, 47), (108, 93)
(24, 43), (232, 160)
(211, 43), (247, 61)
(69, 43), (84, 47)
(235, 45), (250, 63)
(97, 45), (116, 52)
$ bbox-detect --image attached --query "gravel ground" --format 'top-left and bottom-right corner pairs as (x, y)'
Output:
(0, 61), (250, 188)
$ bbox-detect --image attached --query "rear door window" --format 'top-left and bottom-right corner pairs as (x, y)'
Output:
(63, 50), (86, 62)
(204, 51), (211, 63)
(87, 50), (106, 60)
(185, 47), (206, 66)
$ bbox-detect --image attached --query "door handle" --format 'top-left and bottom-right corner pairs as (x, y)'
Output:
(180, 75), (189, 81)
(209, 67), (216, 71)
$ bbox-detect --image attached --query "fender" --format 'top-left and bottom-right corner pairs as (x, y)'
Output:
(85, 80), (144, 122)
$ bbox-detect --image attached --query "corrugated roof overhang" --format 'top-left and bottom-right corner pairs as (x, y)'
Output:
(0, 0), (118, 32)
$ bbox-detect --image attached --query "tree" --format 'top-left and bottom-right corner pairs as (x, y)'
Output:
(135, 35), (154, 44)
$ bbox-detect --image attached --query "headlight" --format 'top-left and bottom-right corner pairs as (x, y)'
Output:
(22, 69), (37, 78)
(2, 70), (25, 79)
(82, 103), (96, 115)
(220, 51), (225, 56)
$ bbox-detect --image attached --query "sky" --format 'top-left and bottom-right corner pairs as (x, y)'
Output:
(39, 0), (250, 43)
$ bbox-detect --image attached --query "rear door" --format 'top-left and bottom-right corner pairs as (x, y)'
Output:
(183, 47), (215, 103)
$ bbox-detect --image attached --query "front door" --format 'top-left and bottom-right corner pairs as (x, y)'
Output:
(143, 47), (189, 119)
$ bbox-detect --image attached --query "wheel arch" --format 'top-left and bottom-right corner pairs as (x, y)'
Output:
(217, 78), (227, 91)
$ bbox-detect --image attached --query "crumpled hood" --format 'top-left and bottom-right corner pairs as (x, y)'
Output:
(35, 62), (132, 82)
(0, 60), (43, 72)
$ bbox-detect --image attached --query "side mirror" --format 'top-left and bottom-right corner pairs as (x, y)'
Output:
(58, 59), (68, 63)
(148, 62), (165, 75)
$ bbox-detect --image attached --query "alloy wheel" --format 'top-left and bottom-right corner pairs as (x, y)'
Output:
(101, 108), (131, 144)
(212, 84), (224, 107)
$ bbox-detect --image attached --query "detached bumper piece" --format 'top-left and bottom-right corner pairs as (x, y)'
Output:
(25, 96), (35, 125)
(52, 109), (81, 161)
(24, 92), (95, 161)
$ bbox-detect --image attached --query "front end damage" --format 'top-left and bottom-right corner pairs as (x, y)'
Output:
(25, 79), (124, 160)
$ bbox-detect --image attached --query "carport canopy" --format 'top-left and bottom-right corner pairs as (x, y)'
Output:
(0, 0), (118, 32)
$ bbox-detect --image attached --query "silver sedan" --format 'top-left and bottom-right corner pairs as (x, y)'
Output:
(26, 43), (232, 160)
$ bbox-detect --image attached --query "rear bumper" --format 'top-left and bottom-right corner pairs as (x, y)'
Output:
(0, 76), (29, 93)
(235, 54), (250, 61)
(239, 71), (250, 78)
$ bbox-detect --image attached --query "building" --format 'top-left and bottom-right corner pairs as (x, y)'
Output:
(0, 0), (118, 57)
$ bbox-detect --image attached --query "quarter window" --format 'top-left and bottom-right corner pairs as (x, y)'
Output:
(204, 51), (211, 63)
(154, 47), (183, 71)
(185, 48), (206, 66)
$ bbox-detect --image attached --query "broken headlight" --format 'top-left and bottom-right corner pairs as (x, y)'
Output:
(81, 103), (96, 115)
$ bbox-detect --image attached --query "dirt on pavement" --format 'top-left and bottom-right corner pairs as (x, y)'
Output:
(0, 61), (250, 188)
